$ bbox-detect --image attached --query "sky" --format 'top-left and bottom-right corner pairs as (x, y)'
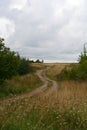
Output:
(0, 0), (87, 62)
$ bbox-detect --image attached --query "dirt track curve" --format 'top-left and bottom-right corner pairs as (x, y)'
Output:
(36, 67), (58, 95)
(0, 67), (58, 103)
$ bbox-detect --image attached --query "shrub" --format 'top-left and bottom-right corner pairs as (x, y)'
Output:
(57, 45), (87, 81)
(18, 58), (32, 75)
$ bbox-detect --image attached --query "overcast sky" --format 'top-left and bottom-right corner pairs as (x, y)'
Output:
(0, 0), (87, 62)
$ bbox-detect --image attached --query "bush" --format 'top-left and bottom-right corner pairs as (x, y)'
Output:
(18, 58), (32, 75)
(57, 45), (87, 81)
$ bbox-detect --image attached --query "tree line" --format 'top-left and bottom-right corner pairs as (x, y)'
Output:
(0, 38), (39, 84)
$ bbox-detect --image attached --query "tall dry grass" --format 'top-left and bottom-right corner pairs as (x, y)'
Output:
(0, 63), (87, 129)
(0, 79), (87, 129)
(46, 63), (70, 79)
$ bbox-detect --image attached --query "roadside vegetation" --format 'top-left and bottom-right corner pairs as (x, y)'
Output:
(0, 62), (87, 129)
(0, 37), (44, 85)
(0, 37), (43, 99)
(0, 38), (87, 129)
(0, 73), (43, 99)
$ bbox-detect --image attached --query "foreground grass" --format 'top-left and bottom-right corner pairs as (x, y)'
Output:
(0, 81), (87, 130)
(0, 63), (87, 129)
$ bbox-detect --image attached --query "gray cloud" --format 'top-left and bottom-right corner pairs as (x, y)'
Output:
(0, 0), (86, 62)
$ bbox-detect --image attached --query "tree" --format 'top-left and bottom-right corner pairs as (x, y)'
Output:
(0, 38), (20, 84)
(35, 59), (44, 63)
(18, 58), (32, 75)
(0, 37), (40, 84)
(77, 45), (87, 80)
(79, 44), (87, 63)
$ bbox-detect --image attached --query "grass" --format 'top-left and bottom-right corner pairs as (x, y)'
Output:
(0, 63), (87, 129)
(0, 63), (46, 99)
(0, 82), (87, 129)
(46, 63), (70, 80)
(31, 63), (46, 70)
(0, 71), (43, 99)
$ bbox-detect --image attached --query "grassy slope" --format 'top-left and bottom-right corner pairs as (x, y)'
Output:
(0, 74), (43, 99)
(0, 63), (44, 99)
(0, 63), (87, 130)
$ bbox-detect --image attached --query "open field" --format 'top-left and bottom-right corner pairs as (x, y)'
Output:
(45, 63), (70, 80)
(0, 63), (87, 130)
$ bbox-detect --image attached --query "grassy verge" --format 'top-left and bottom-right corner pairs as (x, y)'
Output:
(0, 73), (43, 99)
(0, 63), (46, 99)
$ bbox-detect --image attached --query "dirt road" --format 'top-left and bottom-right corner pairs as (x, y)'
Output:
(36, 67), (58, 95)
(0, 67), (58, 103)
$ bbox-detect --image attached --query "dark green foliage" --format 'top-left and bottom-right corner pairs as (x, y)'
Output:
(0, 37), (33, 84)
(79, 45), (87, 63)
(76, 60), (87, 80)
(57, 45), (87, 81)
(0, 38), (20, 84)
(18, 58), (32, 75)
(77, 45), (87, 80)
(35, 59), (44, 63)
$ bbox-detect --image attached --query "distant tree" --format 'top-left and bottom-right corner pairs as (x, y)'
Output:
(35, 59), (40, 63)
(35, 59), (44, 63)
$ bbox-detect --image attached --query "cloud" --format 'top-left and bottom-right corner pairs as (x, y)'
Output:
(9, 0), (28, 11)
(0, 0), (86, 62)
(0, 17), (15, 39)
